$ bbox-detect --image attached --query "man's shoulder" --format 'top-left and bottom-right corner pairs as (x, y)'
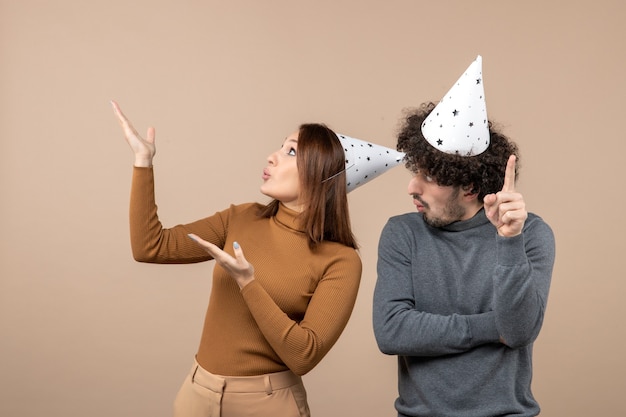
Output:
(386, 212), (422, 226)
(382, 212), (426, 238)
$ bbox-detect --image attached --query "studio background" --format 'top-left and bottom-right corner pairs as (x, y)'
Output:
(1, 1), (624, 416)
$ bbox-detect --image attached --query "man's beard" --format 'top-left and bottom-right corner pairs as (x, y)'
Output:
(421, 188), (466, 228)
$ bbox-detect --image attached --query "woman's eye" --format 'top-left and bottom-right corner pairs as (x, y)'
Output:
(425, 175), (433, 182)
(287, 148), (297, 156)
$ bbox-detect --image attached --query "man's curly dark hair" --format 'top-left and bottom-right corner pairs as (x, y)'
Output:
(397, 102), (519, 202)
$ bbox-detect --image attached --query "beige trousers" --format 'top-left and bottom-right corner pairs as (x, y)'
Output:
(173, 359), (311, 417)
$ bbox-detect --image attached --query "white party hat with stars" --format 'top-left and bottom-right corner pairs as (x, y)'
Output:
(335, 134), (405, 193)
(421, 55), (490, 156)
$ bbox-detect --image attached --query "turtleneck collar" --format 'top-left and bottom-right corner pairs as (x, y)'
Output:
(274, 203), (306, 233)
(437, 207), (490, 232)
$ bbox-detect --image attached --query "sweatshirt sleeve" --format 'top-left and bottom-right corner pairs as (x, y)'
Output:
(129, 166), (226, 264)
(492, 215), (555, 348)
(373, 218), (500, 356)
(240, 248), (362, 376)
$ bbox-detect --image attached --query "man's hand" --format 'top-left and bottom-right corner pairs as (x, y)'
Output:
(483, 155), (527, 237)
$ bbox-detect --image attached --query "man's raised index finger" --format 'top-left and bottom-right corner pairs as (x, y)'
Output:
(502, 155), (517, 192)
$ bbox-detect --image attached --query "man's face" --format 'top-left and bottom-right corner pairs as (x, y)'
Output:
(408, 170), (467, 228)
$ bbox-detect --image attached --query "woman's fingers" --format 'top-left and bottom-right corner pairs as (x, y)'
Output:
(111, 100), (156, 165)
(187, 235), (255, 288)
(146, 126), (156, 145)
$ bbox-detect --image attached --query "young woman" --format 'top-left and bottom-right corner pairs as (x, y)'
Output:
(112, 101), (362, 417)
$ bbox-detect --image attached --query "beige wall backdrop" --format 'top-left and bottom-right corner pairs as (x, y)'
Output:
(1, 1), (624, 416)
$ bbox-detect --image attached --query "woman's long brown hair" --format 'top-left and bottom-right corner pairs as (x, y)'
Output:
(258, 123), (357, 250)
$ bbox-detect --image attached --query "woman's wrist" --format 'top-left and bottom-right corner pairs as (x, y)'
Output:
(237, 276), (255, 290)
(134, 156), (153, 167)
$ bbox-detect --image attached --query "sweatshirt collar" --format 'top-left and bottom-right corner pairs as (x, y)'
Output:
(438, 208), (490, 232)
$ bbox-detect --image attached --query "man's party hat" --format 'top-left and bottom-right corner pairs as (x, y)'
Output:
(335, 134), (405, 193)
(421, 55), (490, 156)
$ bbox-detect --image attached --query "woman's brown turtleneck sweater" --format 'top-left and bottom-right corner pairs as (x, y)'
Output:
(129, 167), (362, 376)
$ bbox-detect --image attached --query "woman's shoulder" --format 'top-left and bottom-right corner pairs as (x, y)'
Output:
(316, 240), (362, 267)
(218, 202), (266, 217)
(227, 202), (264, 212)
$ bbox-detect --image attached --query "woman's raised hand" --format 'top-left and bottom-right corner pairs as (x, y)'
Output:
(111, 100), (156, 167)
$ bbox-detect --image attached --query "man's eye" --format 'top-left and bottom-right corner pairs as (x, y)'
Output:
(417, 169), (433, 182)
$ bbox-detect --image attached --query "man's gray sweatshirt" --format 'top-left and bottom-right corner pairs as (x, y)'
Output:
(373, 209), (555, 417)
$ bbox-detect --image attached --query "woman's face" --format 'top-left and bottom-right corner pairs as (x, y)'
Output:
(260, 130), (302, 211)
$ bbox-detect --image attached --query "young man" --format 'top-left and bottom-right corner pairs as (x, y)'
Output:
(373, 56), (555, 417)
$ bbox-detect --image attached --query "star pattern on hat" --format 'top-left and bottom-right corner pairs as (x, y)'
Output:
(420, 55), (490, 156)
(336, 134), (405, 193)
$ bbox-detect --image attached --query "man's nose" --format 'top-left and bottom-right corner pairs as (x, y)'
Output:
(408, 176), (422, 195)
